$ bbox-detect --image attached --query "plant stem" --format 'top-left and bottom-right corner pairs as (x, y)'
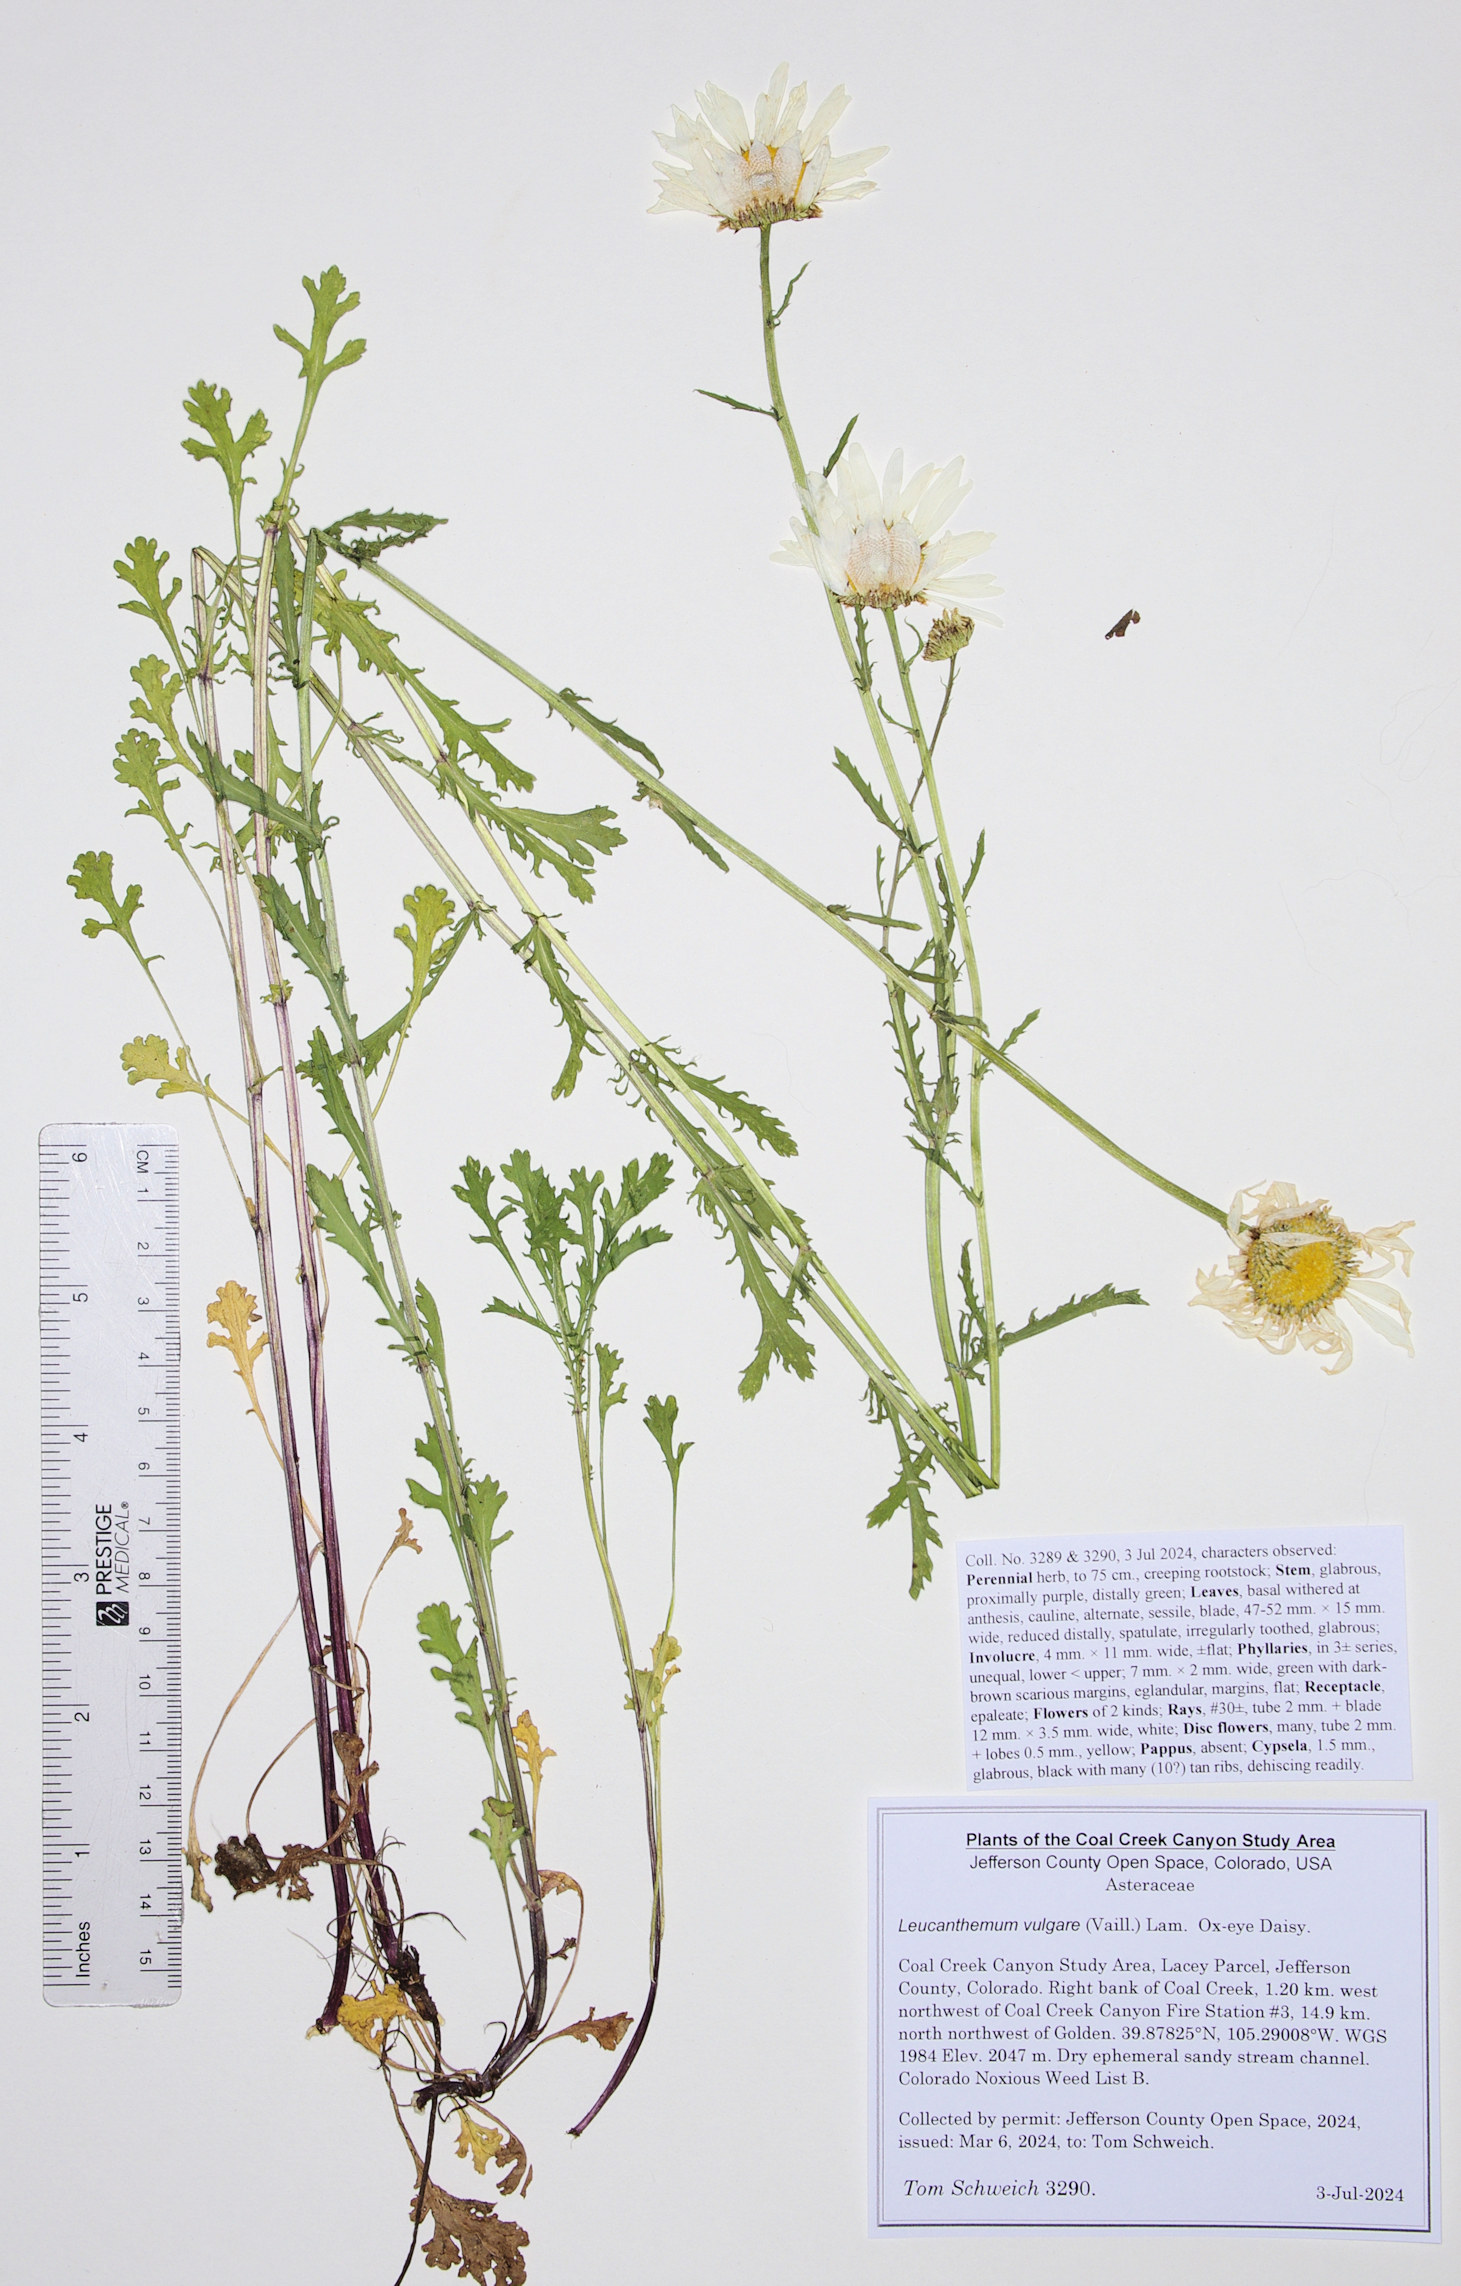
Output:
(755, 229), (987, 1470)
(387, 730), (987, 1492)
(563, 1365), (662, 2133)
(251, 518), (410, 1981)
(191, 548), (354, 2029)
(944, 1017), (1230, 1227)
(885, 611), (1002, 1479)
(264, 531), (548, 2060)
(248, 547), (987, 1493)
(342, 550), (1226, 1234)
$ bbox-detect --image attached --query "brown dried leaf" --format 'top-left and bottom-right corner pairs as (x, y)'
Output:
(493, 2129), (530, 2198)
(536, 1868), (582, 1902)
(206, 1281), (270, 1431)
(417, 2180), (528, 2285)
(332, 1729), (380, 1815)
(557, 2007), (631, 2052)
(271, 1840), (328, 1902)
(392, 1506), (424, 1556)
(337, 1983), (411, 2054)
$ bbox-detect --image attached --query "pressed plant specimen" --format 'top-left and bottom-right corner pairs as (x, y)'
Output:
(69, 61), (1413, 2283)
(73, 276), (706, 2283)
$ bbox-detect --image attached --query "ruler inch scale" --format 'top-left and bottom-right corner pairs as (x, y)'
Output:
(40, 1123), (183, 2006)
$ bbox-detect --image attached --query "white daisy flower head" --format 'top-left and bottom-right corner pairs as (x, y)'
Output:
(773, 442), (1002, 616)
(1190, 1180), (1414, 1375)
(651, 64), (887, 231)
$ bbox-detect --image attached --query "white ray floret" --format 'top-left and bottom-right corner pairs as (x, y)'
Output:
(773, 442), (1002, 615)
(1190, 1180), (1414, 1374)
(651, 64), (887, 230)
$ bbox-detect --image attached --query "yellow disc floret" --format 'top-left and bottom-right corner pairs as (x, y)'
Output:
(1243, 1209), (1358, 1323)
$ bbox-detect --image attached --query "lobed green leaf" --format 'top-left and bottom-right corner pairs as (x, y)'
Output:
(416, 1602), (493, 1747)
(114, 539), (182, 636)
(643, 1392), (692, 1498)
(516, 923), (596, 1099)
(650, 1045), (797, 1159)
(67, 850), (151, 965)
(121, 1034), (204, 1099)
(320, 506), (446, 564)
(274, 265), (366, 393)
(692, 1161), (813, 1399)
(180, 381), (270, 509)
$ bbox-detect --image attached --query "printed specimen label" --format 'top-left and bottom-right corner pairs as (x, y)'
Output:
(957, 1527), (1410, 1788)
(870, 1801), (1435, 2235)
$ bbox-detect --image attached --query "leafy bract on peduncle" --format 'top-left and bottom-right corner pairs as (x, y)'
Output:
(691, 1156), (814, 1399)
(865, 1397), (943, 1598)
(321, 507), (447, 565)
(516, 923), (597, 1100)
(312, 581), (533, 791)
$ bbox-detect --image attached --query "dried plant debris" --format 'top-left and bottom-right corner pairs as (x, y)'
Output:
(416, 2181), (529, 2286)
(212, 1831), (327, 1903)
(213, 1832), (276, 1896)
(556, 2009), (631, 2052)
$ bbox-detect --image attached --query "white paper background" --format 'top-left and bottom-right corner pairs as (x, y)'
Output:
(2, 4), (1456, 2279)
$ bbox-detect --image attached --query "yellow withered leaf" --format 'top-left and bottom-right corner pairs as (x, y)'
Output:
(121, 1032), (206, 1099)
(206, 1281), (269, 1429)
(511, 1710), (555, 1828)
(454, 2111), (505, 2176)
(336, 1983), (411, 2054)
(511, 1710), (555, 1791)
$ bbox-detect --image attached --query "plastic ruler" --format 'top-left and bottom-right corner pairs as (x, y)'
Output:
(40, 1124), (182, 2005)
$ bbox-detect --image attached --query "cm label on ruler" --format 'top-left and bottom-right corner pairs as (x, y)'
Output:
(40, 1124), (183, 2006)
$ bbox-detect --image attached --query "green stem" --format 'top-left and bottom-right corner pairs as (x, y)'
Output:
(755, 231), (983, 1468)
(452, 795), (988, 1491)
(256, 538), (549, 2045)
(943, 1019), (1229, 1227)
(264, 543), (985, 1490)
(341, 549), (1223, 1232)
(366, 789), (979, 1485)
(563, 1356), (665, 2135)
(885, 612), (1001, 1479)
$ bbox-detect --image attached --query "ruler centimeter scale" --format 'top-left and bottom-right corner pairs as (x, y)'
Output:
(40, 1124), (182, 2006)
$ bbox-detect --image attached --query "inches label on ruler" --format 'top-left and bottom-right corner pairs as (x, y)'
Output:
(40, 1124), (182, 2006)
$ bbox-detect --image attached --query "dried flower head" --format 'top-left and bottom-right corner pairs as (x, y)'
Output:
(1191, 1181), (1414, 1374)
(923, 610), (975, 661)
(774, 443), (1002, 615)
(651, 64), (887, 230)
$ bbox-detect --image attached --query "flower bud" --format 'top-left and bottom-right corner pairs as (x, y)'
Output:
(922, 610), (975, 661)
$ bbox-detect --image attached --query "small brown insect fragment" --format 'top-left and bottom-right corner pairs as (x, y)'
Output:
(1105, 608), (1141, 640)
